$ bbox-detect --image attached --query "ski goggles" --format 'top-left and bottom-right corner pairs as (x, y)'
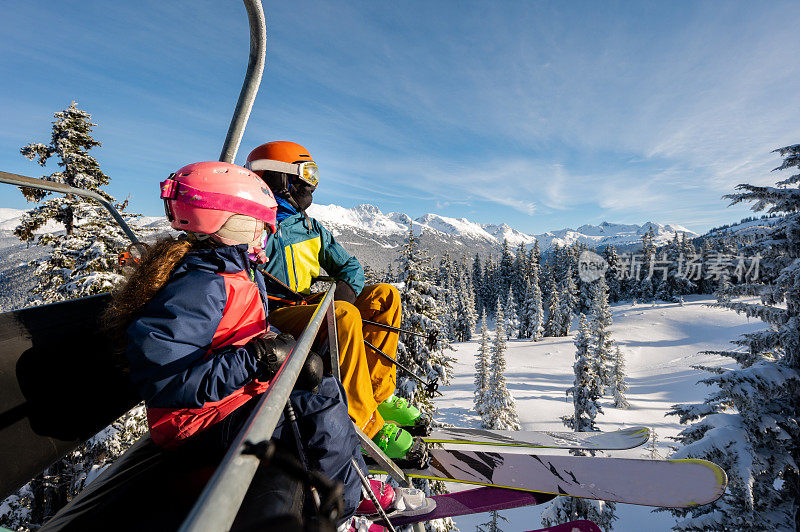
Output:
(245, 159), (319, 188)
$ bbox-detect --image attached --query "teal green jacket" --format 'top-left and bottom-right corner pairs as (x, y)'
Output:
(261, 212), (365, 299)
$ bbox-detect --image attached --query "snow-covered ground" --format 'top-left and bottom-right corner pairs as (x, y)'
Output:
(434, 295), (762, 531)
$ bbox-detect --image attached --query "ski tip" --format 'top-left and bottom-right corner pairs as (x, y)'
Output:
(673, 458), (729, 491)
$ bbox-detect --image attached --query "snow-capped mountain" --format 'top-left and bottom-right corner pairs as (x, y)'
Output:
(534, 221), (697, 253)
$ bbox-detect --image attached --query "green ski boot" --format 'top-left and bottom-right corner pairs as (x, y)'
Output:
(371, 422), (414, 459)
(378, 395), (431, 436)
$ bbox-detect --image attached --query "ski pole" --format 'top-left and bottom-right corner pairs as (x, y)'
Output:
(362, 319), (439, 350)
(363, 339), (440, 397)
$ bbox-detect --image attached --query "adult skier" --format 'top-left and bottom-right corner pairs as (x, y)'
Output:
(103, 161), (367, 528)
(245, 141), (424, 458)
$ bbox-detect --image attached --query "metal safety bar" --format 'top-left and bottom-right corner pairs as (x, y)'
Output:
(219, 0), (267, 164)
(0, 170), (140, 245)
(179, 284), (336, 532)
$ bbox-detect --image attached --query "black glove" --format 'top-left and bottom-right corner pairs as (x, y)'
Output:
(334, 280), (356, 304)
(246, 333), (323, 391)
(247, 333), (296, 376)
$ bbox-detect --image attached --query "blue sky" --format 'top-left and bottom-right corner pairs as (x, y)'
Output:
(1, 1), (799, 235)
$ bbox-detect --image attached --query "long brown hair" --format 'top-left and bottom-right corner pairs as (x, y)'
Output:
(103, 236), (201, 347)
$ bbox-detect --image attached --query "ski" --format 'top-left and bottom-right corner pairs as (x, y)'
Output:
(423, 426), (649, 450)
(525, 521), (601, 532)
(377, 486), (554, 527)
(369, 449), (727, 508)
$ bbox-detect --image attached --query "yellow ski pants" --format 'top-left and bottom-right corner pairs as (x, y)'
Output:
(268, 283), (401, 438)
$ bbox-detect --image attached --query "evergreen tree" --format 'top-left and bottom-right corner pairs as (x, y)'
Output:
(611, 345), (629, 409)
(503, 287), (519, 339)
(589, 278), (615, 390)
(473, 312), (491, 416)
(543, 278), (562, 337)
(559, 267), (579, 335)
(603, 245), (623, 302)
(452, 261), (477, 342)
(363, 263), (380, 285)
(481, 299), (520, 430)
(14, 102), (140, 304)
(664, 145), (800, 531)
(395, 224), (456, 532)
(477, 510), (509, 532)
(512, 242), (528, 307)
(522, 275), (544, 341)
(544, 314), (617, 531)
(472, 253), (483, 315)
(498, 239), (514, 297)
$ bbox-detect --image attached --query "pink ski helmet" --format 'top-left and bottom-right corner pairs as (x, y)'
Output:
(160, 161), (278, 235)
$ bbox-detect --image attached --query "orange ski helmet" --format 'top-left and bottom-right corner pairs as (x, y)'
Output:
(246, 141), (319, 188)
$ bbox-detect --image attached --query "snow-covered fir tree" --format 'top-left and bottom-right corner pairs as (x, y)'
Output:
(664, 145), (800, 531)
(451, 258), (476, 342)
(589, 277), (615, 390)
(481, 299), (520, 431)
(473, 311), (491, 416)
(394, 224), (456, 532)
(543, 278), (563, 337)
(522, 274), (544, 341)
(503, 287), (519, 339)
(497, 239), (514, 298)
(472, 253), (484, 315)
(14, 101), (140, 305)
(611, 345), (629, 409)
(396, 224), (454, 416)
(544, 314), (617, 531)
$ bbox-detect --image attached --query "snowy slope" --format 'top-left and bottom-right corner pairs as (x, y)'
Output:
(435, 295), (761, 531)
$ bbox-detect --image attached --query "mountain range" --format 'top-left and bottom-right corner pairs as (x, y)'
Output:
(0, 204), (698, 272)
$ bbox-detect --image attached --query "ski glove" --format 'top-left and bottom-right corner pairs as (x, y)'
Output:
(246, 333), (323, 391)
(334, 280), (357, 304)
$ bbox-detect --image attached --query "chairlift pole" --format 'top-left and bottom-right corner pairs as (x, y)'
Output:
(219, 0), (267, 164)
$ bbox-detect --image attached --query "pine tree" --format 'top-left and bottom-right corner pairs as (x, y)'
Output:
(396, 223), (454, 416)
(543, 278), (562, 337)
(472, 253), (483, 315)
(14, 102), (140, 305)
(664, 145), (800, 531)
(611, 345), (629, 409)
(589, 278), (615, 390)
(473, 312), (491, 416)
(512, 242), (528, 308)
(498, 239), (514, 297)
(363, 263), (380, 285)
(477, 510), (509, 532)
(452, 261), (477, 342)
(503, 286), (519, 339)
(481, 299), (520, 431)
(544, 314), (617, 531)
(522, 275), (544, 341)
(395, 224), (456, 532)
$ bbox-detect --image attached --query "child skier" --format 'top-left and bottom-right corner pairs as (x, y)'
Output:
(103, 161), (368, 528)
(245, 141), (425, 459)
